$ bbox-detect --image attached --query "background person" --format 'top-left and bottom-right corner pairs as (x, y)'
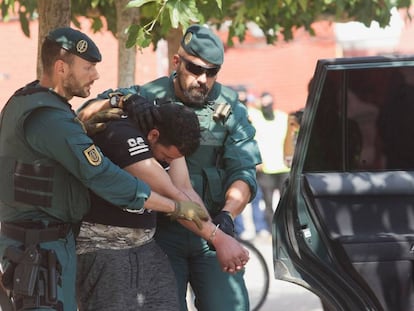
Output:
(248, 91), (290, 230)
(230, 87), (268, 240)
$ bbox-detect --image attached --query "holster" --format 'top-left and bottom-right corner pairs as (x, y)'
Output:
(4, 245), (40, 296)
(2, 245), (61, 310)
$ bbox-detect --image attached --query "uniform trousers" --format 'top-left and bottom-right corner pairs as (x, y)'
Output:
(155, 221), (249, 311)
(76, 239), (179, 311)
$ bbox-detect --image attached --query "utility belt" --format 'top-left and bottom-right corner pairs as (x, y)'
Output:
(1, 222), (71, 245)
(0, 222), (69, 311)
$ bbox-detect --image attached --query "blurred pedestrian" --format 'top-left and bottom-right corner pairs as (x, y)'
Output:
(284, 108), (304, 167)
(248, 91), (290, 230)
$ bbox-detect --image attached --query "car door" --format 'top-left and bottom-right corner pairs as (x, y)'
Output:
(273, 56), (414, 311)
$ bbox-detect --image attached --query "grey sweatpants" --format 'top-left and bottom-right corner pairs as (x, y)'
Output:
(76, 240), (179, 311)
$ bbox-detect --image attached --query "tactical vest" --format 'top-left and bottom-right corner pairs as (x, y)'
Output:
(0, 81), (90, 223)
(140, 76), (240, 215)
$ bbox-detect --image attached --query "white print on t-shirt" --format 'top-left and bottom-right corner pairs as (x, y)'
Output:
(127, 137), (149, 157)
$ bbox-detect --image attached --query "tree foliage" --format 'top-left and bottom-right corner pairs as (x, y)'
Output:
(1, 0), (38, 36)
(2, 0), (413, 84)
(2, 0), (412, 49)
(125, 0), (413, 48)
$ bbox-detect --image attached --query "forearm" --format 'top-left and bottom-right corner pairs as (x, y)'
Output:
(143, 191), (176, 213)
(174, 188), (218, 238)
(77, 99), (110, 121)
(222, 180), (251, 219)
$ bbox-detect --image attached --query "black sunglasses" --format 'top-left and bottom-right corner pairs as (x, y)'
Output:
(179, 56), (220, 78)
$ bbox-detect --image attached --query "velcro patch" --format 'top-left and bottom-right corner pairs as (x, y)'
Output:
(83, 144), (102, 166)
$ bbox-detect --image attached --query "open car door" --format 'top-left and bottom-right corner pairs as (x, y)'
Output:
(273, 55), (414, 311)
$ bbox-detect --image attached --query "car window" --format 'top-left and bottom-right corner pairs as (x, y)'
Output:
(304, 66), (414, 172)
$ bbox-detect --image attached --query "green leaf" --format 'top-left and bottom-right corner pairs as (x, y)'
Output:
(126, 24), (140, 48)
(18, 11), (30, 37)
(127, 0), (156, 8)
(298, 0), (307, 12)
(215, 0), (222, 10)
(169, 5), (180, 27)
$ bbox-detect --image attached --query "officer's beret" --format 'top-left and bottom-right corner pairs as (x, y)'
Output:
(47, 27), (102, 63)
(181, 24), (224, 66)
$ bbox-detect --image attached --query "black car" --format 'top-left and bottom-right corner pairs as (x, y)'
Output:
(272, 55), (414, 311)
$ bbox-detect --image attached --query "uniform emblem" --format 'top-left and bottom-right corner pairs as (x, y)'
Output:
(83, 145), (102, 166)
(184, 32), (192, 46)
(76, 40), (88, 53)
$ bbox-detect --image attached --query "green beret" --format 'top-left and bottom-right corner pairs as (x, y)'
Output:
(181, 24), (224, 66)
(47, 27), (102, 63)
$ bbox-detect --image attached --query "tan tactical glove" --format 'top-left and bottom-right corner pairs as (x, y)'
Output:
(82, 108), (124, 136)
(168, 201), (209, 230)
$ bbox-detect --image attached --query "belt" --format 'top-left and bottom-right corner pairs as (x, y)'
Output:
(1, 222), (71, 245)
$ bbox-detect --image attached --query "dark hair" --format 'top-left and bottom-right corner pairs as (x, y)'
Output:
(41, 37), (74, 75)
(152, 103), (201, 156)
(260, 91), (272, 98)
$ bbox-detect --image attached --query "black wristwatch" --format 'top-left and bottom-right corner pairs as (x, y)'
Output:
(109, 93), (122, 108)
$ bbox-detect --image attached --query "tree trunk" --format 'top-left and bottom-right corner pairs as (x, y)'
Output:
(36, 0), (71, 79)
(115, 0), (139, 87)
(166, 27), (182, 74)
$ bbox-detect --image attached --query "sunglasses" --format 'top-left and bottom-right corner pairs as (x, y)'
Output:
(179, 56), (220, 78)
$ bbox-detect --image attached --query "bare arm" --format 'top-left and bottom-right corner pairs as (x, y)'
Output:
(168, 158), (250, 273)
(123, 158), (184, 213)
(221, 180), (252, 220)
(125, 157), (249, 272)
(123, 159), (208, 228)
(77, 99), (111, 121)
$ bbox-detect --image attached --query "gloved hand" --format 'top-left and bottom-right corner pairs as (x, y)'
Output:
(81, 108), (124, 136)
(168, 201), (209, 230)
(213, 211), (235, 237)
(121, 94), (162, 133)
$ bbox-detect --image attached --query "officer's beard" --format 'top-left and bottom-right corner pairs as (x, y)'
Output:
(64, 72), (90, 99)
(176, 71), (209, 108)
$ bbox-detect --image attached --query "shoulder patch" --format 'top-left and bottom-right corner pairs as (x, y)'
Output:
(83, 144), (102, 166)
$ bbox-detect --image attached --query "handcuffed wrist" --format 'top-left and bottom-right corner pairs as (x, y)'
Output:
(208, 224), (220, 243)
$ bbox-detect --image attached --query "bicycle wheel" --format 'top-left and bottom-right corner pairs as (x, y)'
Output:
(238, 238), (270, 311)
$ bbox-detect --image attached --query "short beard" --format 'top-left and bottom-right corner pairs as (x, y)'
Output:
(64, 72), (89, 98)
(176, 71), (208, 108)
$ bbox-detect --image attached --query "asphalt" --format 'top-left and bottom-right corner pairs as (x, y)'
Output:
(250, 235), (323, 311)
(185, 232), (323, 311)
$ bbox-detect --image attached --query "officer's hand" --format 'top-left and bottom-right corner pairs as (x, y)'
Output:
(121, 94), (162, 133)
(168, 201), (209, 230)
(82, 108), (124, 136)
(213, 211), (235, 237)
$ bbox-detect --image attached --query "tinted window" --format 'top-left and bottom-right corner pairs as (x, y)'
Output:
(304, 66), (414, 172)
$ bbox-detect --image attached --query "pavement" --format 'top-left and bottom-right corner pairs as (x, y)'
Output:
(250, 235), (323, 311)
(234, 201), (323, 311)
(185, 233), (322, 311)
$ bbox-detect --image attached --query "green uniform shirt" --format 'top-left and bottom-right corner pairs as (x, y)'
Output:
(0, 81), (150, 223)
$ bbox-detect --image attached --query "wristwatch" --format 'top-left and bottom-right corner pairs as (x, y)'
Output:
(109, 93), (122, 108)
